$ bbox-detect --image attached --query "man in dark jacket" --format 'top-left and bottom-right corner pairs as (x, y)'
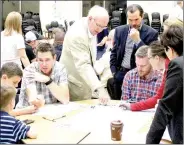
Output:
(107, 4), (158, 100)
(146, 25), (183, 144)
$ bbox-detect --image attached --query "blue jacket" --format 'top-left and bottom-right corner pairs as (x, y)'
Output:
(110, 24), (158, 74)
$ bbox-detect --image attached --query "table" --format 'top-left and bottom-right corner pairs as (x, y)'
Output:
(16, 100), (171, 144)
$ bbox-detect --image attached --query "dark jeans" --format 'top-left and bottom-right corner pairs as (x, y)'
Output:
(107, 68), (130, 100)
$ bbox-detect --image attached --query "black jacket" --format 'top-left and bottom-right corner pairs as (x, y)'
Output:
(146, 56), (183, 144)
(110, 24), (158, 74)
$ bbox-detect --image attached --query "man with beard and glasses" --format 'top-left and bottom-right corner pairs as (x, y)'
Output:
(107, 4), (158, 100)
(120, 45), (162, 104)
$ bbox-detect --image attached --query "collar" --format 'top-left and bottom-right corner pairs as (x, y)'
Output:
(0, 110), (10, 116)
(86, 17), (94, 38)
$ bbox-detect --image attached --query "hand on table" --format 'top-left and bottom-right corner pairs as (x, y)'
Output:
(98, 88), (111, 105)
(119, 102), (131, 110)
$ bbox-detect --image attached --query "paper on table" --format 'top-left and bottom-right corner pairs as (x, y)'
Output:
(34, 102), (86, 119)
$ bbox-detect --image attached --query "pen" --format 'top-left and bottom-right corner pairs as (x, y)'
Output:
(42, 115), (66, 122)
(76, 132), (91, 144)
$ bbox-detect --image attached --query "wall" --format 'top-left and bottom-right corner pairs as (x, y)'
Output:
(2, 1), (19, 19)
(40, 1), (82, 31)
(127, 1), (175, 24)
(21, 1), (39, 13)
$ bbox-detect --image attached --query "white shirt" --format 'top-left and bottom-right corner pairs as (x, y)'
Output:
(169, 5), (183, 21)
(1, 31), (25, 67)
(87, 19), (97, 64)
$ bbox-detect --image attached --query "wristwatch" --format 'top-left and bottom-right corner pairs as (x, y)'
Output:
(45, 78), (53, 85)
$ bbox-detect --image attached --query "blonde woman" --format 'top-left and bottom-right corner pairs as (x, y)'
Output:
(163, 17), (183, 31)
(1, 11), (30, 68)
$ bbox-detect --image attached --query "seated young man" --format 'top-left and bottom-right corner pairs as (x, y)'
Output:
(0, 85), (37, 144)
(1, 62), (37, 116)
(120, 45), (162, 109)
(16, 43), (69, 109)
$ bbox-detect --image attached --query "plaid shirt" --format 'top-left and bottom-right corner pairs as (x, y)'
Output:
(16, 61), (67, 108)
(122, 68), (162, 102)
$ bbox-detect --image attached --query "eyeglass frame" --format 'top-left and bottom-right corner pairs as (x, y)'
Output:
(92, 18), (107, 29)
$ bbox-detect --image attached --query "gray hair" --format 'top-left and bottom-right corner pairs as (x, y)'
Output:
(135, 45), (149, 58)
(88, 5), (109, 18)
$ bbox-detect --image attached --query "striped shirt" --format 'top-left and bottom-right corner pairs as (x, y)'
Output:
(0, 111), (30, 144)
(122, 68), (162, 102)
(16, 61), (68, 108)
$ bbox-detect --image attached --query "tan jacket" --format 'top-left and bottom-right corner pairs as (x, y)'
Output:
(60, 17), (103, 101)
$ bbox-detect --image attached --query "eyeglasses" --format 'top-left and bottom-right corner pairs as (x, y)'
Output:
(148, 56), (153, 60)
(92, 18), (107, 29)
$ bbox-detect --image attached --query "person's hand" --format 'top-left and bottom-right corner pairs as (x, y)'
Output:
(29, 95), (45, 109)
(129, 28), (141, 43)
(97, 38), (106, 46)
(23, 105), (38, 114)
(34, 72), (50, 83)
(119, 102), (131, 110)
(98, 88), (110, 105)
(26, 72), (50, 83)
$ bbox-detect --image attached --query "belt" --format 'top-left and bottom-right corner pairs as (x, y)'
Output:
(119, 67), (130, 72)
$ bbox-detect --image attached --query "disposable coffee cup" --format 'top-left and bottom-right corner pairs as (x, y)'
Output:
(111, 120), (123, 141)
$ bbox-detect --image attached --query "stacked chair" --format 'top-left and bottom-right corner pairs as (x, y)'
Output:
(22, 11), (43, 35)
(32, 14), (43, 35)
(110, 10), (121, 29)
(143, 12), (150, 26)
(151, 12), (161, 34)
(160, 14), (169, 34)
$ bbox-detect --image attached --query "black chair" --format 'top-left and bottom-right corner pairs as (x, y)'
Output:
(64, 20), (68, 32)
(32, 15), (42, 34)
(160, 14), (169, 34)
(163, 14), (169, 23)
(110, 10), (121, 29)
(51, 21), (59, 28)
(23, 13), (31, 20)
(69, 21), (75, 26)
(152, 12), (160, 20)
(143, 12), (150, 26)
(151, 12), (161, 34)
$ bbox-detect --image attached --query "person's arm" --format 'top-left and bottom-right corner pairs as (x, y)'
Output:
(47, 83), (69, 104)
(68, 37), (102, 92)
(121, 72), (131, 100)
(18, 49), (30, 68)
(97, 36), (108, 46)
(26, 127), (37, 139)
(110, 28), (118, 75)
(17, 35), (30, 68)
(14, 120), (37, 140)
(66, 36), (110, 104)
(130, 73), (166, 111)
(146, 60), (183, 143)
(9, 106), (37, 116)
(22, 66), (45, 108)
(46, 66), (69, 104)
(134, 29), (159, 49)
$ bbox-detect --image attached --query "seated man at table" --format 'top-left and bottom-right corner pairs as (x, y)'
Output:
(120, 45), (162, 106)
(16, 42), (69, 109)
(0, 85), (37, 144)
(1, 62), (37, 116)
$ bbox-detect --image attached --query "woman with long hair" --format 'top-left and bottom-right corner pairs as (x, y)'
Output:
(1, 11), (30, 68)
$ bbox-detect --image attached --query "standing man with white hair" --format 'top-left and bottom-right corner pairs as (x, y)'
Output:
(60, 5), (110, 104)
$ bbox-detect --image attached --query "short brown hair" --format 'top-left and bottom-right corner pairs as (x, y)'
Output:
(149, 41), (167, 59)
(0, 85), (16, 110)
(135, 45), (149, 58)
(0, 62), (23, 78)
(36, 42), (55, 57)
